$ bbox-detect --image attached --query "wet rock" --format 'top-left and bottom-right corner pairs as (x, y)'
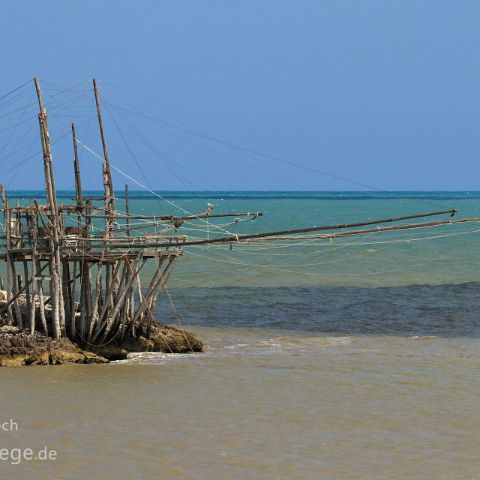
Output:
(85, 344), (129, 361)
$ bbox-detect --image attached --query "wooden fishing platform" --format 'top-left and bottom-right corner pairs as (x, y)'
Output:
(0, 78), (259, 346)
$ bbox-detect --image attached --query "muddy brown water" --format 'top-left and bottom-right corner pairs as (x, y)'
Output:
(1, 325), (479, 479)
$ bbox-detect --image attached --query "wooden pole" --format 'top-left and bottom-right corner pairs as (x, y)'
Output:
(28, 213), (38, 334)
(71, 123), (83, 326)
(92, 79), (113, 195)
(0, 186), (13, 325)
(23, 261), (32, 329)
(34, 78), (58, 213)
(125, 183), (131, 237)
(103, 209), (460, 248)
(183, 209), (460, 246)
(34, 77), (63, 339)
(5, 202), (22, 326)
(72, 123), (83, 216)
(87, 258), (104, 341)
(92, 79), (116, 315)
(92, 79), (115, 235)
(70, 260), (78, 339)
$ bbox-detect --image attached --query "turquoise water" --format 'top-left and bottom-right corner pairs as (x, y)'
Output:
(117, 191), (480, 289)
(9, 190), (480, 288)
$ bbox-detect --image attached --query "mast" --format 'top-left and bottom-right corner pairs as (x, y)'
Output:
(92, 79), (115, 236)
(34, 78), (58, 215)
(33, 77), (64, 339)
(93, 79), (117, 310)
(71, 122), (84, 234)
(71, 123), (83, 210)
(125, 183), (131, 237)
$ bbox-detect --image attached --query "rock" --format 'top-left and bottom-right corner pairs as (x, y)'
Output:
(120, 325), (203, 354)
(0, 313), (203, 364)
(0, 290), (8, 303)
(0, 326), (21, 334)
(138, 324), (204, 353)
(90, 323), (204, 360)
(0, 330), (108, 367)
(84, 344), (129, 361)
(0, 331), (50, 366)
(49, 338), (109, 365)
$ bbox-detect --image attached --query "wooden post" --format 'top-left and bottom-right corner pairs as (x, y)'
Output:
(34, 77), (63, 339)
(28, 213), (38, 335)
(0, 186), (13, 325)
(72, 123), (83, 226)
(125, 183), (131, 237)
(93, 79), (115, 236)
(34, 78), (58, 214)
(70, 260), (78, 339)
(4, 197), (22, 327)
(87, 258), (104, 341)
(62, 261), (72, 333)
(22, 261), (32, 329)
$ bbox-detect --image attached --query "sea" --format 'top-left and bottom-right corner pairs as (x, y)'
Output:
(1, 191), (480, 479)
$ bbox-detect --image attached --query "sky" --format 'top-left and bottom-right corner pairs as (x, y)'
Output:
(1, 0), (480, 191)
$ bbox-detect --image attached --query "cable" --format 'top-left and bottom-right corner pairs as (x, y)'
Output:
(74, 137), (237, 237)
(104, 100), (451, 210)
(0, 79), (31, 103)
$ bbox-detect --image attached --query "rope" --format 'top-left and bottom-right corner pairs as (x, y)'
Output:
(0, 80), (31, 103)
(105, 100), (452, 210)
(160, 276), (195, 353)
(74, 137), (237, 237)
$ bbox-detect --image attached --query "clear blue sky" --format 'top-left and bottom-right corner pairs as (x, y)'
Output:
(1, 0), (479, 191)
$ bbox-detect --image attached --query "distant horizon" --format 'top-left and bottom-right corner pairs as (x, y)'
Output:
(5, 188), (480, 194)
(4, 189), (480, 193)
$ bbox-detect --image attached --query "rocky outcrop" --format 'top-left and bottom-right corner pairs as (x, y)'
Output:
(0, 285), (203, 365)
(86, 324), (204, 361)
(49, 338), (109, 365)
(1, 284), (205, 365)
(0, 327), (108, 366)
(126, 323), (204, 353)
(0, 321), (204, 365)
